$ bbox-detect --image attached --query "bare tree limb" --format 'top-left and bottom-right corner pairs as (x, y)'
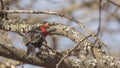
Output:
(0, 0), (8, 19)
(108, 0), (120, 7)
(0, 0), (4, 10)
(97, 0), (102, 36)
(0, 0), (119, 68)
(0, 19), (106, 59)
(0, 18), (120, 68)
(0, 0), (4, 18)
(0, 43), (120, 68)
(0, 43), (68, 68)
(0, 10), (108, 47)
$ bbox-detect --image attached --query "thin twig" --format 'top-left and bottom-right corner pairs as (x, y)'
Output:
(0, 0), (4, 10)
(56, 35), (91, 68)
(42, 42), (61, 55)
(107, 7), (119, 21)
(108, 0), (120, 7)
(21, 62), (24, 68)
(0, 0), (4, 18)
(0, 0), (8, 19)
(97, 0), (102, 36)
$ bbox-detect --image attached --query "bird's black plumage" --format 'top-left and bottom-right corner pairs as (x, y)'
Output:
(23, 24), (56, 57)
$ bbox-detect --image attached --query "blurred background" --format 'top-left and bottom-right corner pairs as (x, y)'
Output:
(0, 0), (120, 68)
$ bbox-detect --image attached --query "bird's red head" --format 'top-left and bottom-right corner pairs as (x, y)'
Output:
(39, 23), (50, 37)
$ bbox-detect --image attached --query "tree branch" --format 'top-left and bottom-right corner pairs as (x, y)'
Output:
(0, 43), (69, 68)
(0, 19), (106, 59)
(0, 18), (120, 67)
(108, 0), (120, 7)
(0, 43), (120, 68)
(56, 35), (91, 68)
(0, 10), (108, 47)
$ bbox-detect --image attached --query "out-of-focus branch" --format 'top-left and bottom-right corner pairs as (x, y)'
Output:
(97, 0), (102, 36)
(51, 36), (57, 50)
(108, 0), (120, 7)
(0, 0), (8, 20)
(0, 0), (4, 10)
(0, 0), (4, 18)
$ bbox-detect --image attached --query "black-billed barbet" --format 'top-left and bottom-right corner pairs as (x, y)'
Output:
(23, 23), (56, 57)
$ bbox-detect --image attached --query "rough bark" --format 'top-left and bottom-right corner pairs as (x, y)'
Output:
(0, 43), (120, 68)
(0, 19), (119, 68)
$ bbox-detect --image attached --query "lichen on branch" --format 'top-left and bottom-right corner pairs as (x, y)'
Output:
(0, 18), (109, 68)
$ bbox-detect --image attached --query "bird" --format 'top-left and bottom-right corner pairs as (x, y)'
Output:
(23, 23), (56, 57)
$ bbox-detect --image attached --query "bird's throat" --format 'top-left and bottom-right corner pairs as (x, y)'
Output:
(39, 26), (48, 37)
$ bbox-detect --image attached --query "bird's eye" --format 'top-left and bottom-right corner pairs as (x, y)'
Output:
(34, 34), (39, 39)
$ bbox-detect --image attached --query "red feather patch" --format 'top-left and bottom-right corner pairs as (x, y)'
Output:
(39, 24), (49, 37)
